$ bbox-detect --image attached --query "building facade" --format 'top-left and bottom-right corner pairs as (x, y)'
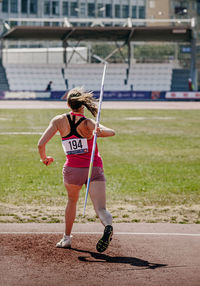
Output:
(146, 0), (200, 41)
(0, 0), (146, 27)
(0, 0), (199, 31)
(146, 0), (170, 26)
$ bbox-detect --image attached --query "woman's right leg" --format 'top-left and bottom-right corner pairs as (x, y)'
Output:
(89, 180), (113, 253)
(64, 183), (82, 236)
(89, 181), (112, 226)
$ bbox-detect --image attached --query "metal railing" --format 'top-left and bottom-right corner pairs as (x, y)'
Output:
(6, 17), (196, 28)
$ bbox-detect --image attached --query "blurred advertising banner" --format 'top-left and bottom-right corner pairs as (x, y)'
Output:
(166, 92), (200, 100)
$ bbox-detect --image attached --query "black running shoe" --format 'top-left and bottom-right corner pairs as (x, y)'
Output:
(96, 225), (113, 253)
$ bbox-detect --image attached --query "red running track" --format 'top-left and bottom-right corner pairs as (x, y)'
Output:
(0, 223), (200, 286)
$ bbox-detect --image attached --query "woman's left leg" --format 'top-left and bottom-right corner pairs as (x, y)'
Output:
(64, 183), (82, 236)
(56, 183), (82, 248)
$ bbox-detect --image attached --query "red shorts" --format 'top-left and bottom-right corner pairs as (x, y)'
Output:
(62, 165), (106, 185)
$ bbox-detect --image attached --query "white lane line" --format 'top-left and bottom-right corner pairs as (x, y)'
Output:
(0, 132), (60, 135)
(125, 117), (176, 121)
(0, 232), (200, 237)
(0, 132), (43, 135)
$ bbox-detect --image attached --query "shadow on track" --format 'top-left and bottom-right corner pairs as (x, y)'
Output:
(71, 248), (167, 269)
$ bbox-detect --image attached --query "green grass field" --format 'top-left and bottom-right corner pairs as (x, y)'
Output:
(0, 108), (200, 223)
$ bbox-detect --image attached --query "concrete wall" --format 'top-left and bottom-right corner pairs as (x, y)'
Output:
(2, 47), (87, 64)
(146, 0), (170, 26)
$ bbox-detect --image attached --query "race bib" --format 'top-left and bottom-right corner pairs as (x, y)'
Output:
(62, 138), (88, 155)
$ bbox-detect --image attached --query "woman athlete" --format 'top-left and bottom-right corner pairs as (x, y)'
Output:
(38, 87), (115, 253)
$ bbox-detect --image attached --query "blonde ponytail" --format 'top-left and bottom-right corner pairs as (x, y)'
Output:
(67, 87), (98, 117)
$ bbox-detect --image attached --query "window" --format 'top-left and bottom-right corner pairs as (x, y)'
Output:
(115, 4), (120, 18)
(63, 1), (68, 16)
(197, 0), (200, 15)
(88, 3), (95, 17)
(132, 6), (137, 18)
(191, 0), (198, 11)
(174, 0), (188, 15)
(97, 4), (104, 17)
(52, 1), (59, 15)
(174, 6), (187, 15)
(52, 22), (59, 26)
(105, 4), (112, 17)
(70, 2), (78, 16)
(122, 5), (129, 18)
(80, 2), (86, 17)
(191, 1), (196, 10)
(30, 0), (37, 14)
(11, 0), (18, 13)
(21, 0), (28, 13)
(139, 6), (145, 19)
(2, 0), (8, 12)
(44, 22), (51, 26)
(44, 1), (50, 15)
(10, 21), (18, 27)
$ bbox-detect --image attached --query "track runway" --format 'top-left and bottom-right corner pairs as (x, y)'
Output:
(1, 99), (200, 110)
(0, 223), (200, 286)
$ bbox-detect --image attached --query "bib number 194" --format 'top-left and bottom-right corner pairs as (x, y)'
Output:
(62, 138), (88, 155)
(68, 139), (82, 150)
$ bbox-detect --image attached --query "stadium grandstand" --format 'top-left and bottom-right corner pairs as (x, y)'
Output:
(0, 0), (199, 100)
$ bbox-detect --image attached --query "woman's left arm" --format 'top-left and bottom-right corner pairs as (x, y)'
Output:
(38, 118), (58, 166)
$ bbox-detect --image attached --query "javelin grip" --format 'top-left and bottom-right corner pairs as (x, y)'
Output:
(83, 63), (107, 216)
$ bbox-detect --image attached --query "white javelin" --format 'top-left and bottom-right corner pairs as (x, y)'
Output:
(83, 62), (107, 215)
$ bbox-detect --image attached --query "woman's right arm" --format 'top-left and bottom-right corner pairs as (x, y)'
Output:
(96, 123), (115, 137)
(86, 119), (115, 138)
